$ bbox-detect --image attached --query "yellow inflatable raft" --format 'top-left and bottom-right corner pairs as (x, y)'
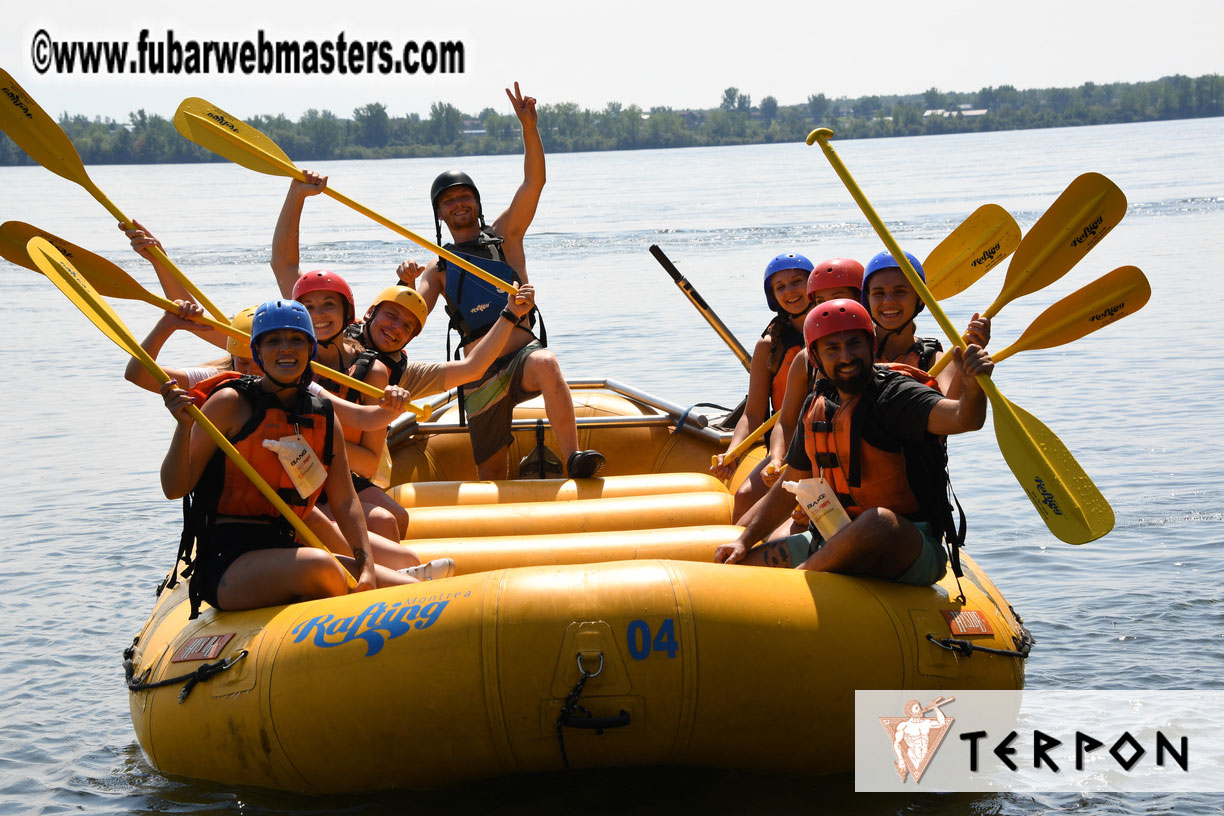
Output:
(124, 382), (1030, 793)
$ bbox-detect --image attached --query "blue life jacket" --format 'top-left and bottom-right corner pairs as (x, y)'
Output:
(441, 229), (536, 346)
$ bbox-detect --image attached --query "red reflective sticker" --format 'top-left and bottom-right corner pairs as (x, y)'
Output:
(940, 609), (994, 636)
(171, 633), (235, 662)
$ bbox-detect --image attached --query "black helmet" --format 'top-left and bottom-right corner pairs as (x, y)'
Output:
(430, 170), (481, 215)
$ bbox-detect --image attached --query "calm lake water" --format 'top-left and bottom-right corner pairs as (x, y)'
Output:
(1, 117), (1222, 814)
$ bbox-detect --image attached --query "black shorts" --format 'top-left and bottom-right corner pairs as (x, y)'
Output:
(315, 472), (377, 507)
(193, 521), (300, 611)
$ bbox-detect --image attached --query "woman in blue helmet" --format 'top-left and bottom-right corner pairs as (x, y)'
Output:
(159, 300), (419, 618)
(712, 252), (815, 521)
(861, 251), (990, 395)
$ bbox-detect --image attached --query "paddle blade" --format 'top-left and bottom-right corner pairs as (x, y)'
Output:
(25, 236), (148, 362)
(925, 204), (1021, 300)
(0, 221), (155, 301)
(985, 173), (1126, 317)
(990, 392), (1114, 544)
(174, 97), (299, 178)
(0, 69), (93, 186)
(997, 266), (1150, 360)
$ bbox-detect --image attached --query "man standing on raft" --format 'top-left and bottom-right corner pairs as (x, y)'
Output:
(398, 82), (604, 481)
(715, 299), (993, 585)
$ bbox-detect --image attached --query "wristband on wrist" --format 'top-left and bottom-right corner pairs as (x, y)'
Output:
(500, 308), (519, 323)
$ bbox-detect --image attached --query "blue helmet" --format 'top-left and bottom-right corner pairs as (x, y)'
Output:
(763, 252), (815, 312)
(250, 299), (317, 371)
(862, 250), (926, 316)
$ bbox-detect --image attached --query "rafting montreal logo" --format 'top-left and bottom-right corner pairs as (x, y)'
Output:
(880, 695), (955, 783)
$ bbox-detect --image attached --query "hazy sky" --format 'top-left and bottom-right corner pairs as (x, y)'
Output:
(5, 0), (1222, 121)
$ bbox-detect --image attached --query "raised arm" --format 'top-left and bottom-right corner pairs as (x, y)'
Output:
(125, 301), (215, 392)
(121, 220), (194, 305)
(490, 82), (545, 242)
(271, 170), (328, 297)
(926, 345), (992, 436)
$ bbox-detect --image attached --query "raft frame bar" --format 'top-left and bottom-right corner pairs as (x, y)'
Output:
(386, 379), (734, 447)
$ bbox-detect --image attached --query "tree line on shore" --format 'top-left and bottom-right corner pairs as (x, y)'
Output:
(1, 73), (1219, 166)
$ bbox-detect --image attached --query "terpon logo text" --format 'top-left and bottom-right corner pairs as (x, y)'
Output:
(1032, 477), (1062, 515)
(2, 86), (33, 119)
(470, 301), (492, 313)
(1070, 216), (1105, 248)
(970, 242), (1002, 268)
(1089, 302), (1124, 323)
(291, 598), (448, 656)
(204, 110), (239, 132)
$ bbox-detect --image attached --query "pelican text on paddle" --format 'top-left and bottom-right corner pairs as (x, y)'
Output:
(1031, 477), (1062, 516)
(1089, 302), (1125, 323)
(970, 242), (1002, 267)
(1, 85), (33, 121)
(28, 28), (465, 78)
(1069, 216), (1105, 248)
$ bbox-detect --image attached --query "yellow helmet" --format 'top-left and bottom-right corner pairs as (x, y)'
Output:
(369, 285), (427, 329)
(226, 305), (258, 359)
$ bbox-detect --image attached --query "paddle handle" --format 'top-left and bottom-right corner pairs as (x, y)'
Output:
(322, 187), (518, 295)
(650, 244), (752, 372)
(712, 411), (779, 469)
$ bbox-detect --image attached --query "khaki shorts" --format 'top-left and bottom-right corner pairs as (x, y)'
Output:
(463, 340), (542, 464)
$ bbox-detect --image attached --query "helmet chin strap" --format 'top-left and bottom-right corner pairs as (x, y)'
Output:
(873, 316), (915, 362)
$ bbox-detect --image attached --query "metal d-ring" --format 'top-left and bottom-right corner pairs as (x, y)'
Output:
(577, 651), (604, 678)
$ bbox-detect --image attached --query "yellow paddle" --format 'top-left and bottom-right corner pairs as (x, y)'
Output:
(924, 204), (1021, 300)
(981, 172), (1127, 320)
(0, 69), (230, 324)
(711, 411), (780, 471)
(928, 265), (1150, 376)
(0, 221), (429, 419)
(807, 127), (1114, 545)
(172, 97), (518, 296)
(24, 236), (356, 588)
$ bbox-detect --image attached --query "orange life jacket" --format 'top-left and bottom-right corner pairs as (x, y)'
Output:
(209, 377), (335, 521)
(802, 364), (940, 519)
(771, 345), (800, 414)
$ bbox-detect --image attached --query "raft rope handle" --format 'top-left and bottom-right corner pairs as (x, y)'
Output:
(925, 634), (1031, 659)
(124, 649), (249, 702)
(555, 651), (631, 770)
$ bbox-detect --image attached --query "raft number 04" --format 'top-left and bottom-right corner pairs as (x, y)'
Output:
(627, 618), (678, 660)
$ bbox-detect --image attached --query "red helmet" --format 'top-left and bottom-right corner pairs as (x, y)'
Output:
(291, 270), (355, 324)
(807, 258), (864, 302)
(803, 298), (875, 354)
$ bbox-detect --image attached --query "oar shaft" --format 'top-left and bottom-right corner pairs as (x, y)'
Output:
(712, 411), (779, 468)
(51, 150), (230, 325)
(179, 109), (517, 296)
(650, 245), (752, 371)
(322, 187), (518, 295)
